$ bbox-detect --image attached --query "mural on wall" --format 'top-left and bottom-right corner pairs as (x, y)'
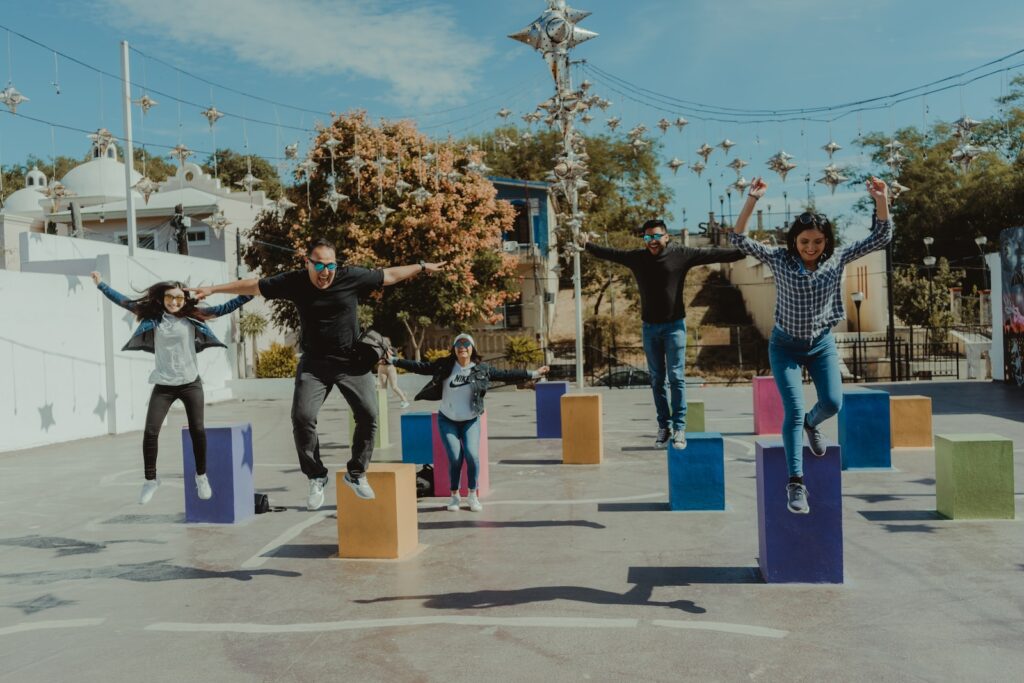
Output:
(1001, 226), (1024, 387)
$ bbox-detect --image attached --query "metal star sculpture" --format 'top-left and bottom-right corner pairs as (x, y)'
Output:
(284, 143), (299, 160)
(276, 197), (297, 213)
(690, 161), (706, 178)
(509, 0), (597, 85)
(657, 118), (671, 134)
(696, 143), (714, 162)
(133, 94), (158, 115)
(346, 155), (367, 174)
(373, 156), (393, 175)
(495, 134), (517, 152)
(206, 210), (230, 235)
(168, 144), (194, 166)
(883, 139), (905, 153)
(630, 138), (649, 154)
(133, 176), (159, 205)
(410, 186), (432, 206)
(297, 159), (317, 176)
(523, 111), (543, 125)
(718, 138), (736, 155)
(667, 157), (685, 174)
(627, 124), (647, 140)
(371, 204), (396, 225)
(596, 98), (612, 110)
(235, 173), (261, 193)
(88, 128), (116, 157)
(885, 150), (908, 171)
(953, 116), (981, 140)
(394, 179), (413, 197)
(816, 164), (847, 194)
(674, 117), (689, 131)
(889, 180), (909, 200)
(727, 158), (748, 173)
(200, 106), (224, 128)
(497, 108), (513, 120)
(581, 113), (593, 125)
(732, 177), (750, 193)
(606, 116), (621, 131)
(321, 186), (349, 213)
(0, 84), (28, 114)
(949, 143), (984, 172)
(766, 150), (797, 181)
(822, 140), (842, 158)
(323, 136), (343, 158)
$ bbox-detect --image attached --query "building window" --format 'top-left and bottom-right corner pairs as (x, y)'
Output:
(506, 202), (532, 246)
(503, 296), (523, 329)
(116, 231), (156, 249)
(186, 227), (209, 246)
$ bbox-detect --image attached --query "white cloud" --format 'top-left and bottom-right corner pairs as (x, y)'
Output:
(98, 0), (489, 106)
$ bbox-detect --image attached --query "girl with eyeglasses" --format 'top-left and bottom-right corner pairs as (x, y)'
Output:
(90, 271), (252, 504)
(730, 177), (892, 514)
(391, 333), (548, 512)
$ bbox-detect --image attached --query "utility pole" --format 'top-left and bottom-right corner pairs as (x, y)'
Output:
(120, 41), (138, 257)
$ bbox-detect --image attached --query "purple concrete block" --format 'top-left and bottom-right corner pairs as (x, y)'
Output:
(756, 440), (843, 583)
(753, 376), (784, 435)
(182, 423), (254, 524)
(536, 381), (569, 438)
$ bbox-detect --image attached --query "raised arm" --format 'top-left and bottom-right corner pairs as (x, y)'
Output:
(727, 177), (782, 264)
(583, 241), (637, 266)
(91, 271), (137, 311)
(839, 177), (893, 266)
(200, 295), (253, 318)
(189, 278), (261, 300)
(382, 261), (446, 287)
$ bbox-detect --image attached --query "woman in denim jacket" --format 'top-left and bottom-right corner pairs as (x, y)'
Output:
(91, 271), (252, 505)
(393, 333), (548, 512)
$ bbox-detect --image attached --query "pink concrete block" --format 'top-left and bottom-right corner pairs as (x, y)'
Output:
(431, 411), (490, 497)
(753, 376), (784, 435)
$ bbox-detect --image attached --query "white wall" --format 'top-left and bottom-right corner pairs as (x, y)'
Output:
(988, 251), (1003, 381)
(0, 233), (243, 452)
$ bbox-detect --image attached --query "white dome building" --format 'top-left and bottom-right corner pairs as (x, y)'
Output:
(59, 146), (142, 207)
(1, 166), (47, 217)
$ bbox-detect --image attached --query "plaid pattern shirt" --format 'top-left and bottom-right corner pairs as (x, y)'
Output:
(728, 217), (893, 340)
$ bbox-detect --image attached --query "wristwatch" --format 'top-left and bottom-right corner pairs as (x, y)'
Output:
(418, 260), (426, 273)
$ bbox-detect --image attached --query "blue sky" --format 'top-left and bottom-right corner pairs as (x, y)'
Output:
(2, 0), (1023, 235)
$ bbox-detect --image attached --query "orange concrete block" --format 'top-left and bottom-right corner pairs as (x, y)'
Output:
(890, 395), (933, 448)
(561, 393), (603, 464)
(337, 464), (418, 559)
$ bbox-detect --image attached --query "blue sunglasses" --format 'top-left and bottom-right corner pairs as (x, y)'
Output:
(309, 260), (337, 272)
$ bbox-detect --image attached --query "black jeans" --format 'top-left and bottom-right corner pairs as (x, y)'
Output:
(291, 356), (378, 480)
(143, 376), (205, 480)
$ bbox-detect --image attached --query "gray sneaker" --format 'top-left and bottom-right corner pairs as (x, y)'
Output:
(786, 483), (810, 514)
(307, 476), (328, 510)
(654, 428), (671, 448)
(671, 431), (687, 449)
(343, 472), (376, 501)
(803, 415), (827, 457)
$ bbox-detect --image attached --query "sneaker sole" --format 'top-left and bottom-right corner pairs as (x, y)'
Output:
(344, 477), (376, 500)
(787, 504), (810, 514)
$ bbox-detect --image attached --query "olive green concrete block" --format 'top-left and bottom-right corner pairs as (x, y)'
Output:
(934, 434), (1015, 520)
(687, 401), (705, 432)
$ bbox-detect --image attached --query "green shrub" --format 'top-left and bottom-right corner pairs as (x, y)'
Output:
(504, 335), (542, 368)
(256, 343), (298, 378)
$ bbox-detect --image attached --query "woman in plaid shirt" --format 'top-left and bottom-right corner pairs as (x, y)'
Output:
(731, 176), (892, 513)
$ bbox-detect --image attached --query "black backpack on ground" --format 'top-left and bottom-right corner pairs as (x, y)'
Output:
(416, 465), (434, 498)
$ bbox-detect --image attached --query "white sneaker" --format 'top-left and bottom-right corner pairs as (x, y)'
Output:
(672, 431), (687, 449)
(446, 494), (461, 511)
(467, 492), (483, 512)
(343, 472), (376, 500)
(139, 478), (160, 505)
(400, 401), (410, 409)
(195, 474), (212, 500)
(307, 476), (328, 510)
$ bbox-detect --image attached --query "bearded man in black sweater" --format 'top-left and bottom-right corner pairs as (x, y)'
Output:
(584, 219), (744, 449)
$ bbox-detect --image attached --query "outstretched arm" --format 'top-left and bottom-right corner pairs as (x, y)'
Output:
(189, 278), (261, 300)
(382, 262), (446, 286)
(200, 295), (253, 318)
(687, 246), (746, 266)
(90, 271), (138, 312)
(583, 240), (637, 267)
(487, 365), (550, 383)
(393, 357), (436, 375)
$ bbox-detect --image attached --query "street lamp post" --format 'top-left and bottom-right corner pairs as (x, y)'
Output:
(975, 235), (989, 290)
(852, 291), (865, 381)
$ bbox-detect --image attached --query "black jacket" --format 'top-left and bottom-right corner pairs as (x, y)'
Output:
(395, 356), (535, 418)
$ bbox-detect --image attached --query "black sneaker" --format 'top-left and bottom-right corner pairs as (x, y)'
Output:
(654, 428), (671, 448)
(803, 415), (827, 457)
(786, 483), (810, 514)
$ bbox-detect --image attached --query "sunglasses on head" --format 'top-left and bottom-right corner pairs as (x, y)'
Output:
(796, 212), (829, 227)
(642, 233), (667, 242)
(309, 260), (337, 272)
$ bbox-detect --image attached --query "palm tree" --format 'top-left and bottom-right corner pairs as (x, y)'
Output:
(239, 311), (269, 378)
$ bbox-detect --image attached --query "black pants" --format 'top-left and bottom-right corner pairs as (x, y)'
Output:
(143, 377), (205, 480)
(291, 356), (378, 480)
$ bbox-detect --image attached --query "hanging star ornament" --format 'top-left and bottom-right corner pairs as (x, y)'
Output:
(394, 178), (413, 197)
(949, 143), (984, 172)
(0, 84), (29, 114)
(200, 106), (224, 128)
(321, 186), (349, 213)
(206, 210), (230, 236)
(284, 143), (299, 160)
(732, 177), (751, 193)
(236, 173), (261, 193)
(497, 108), (512, 120)
(495, 134), (517, 151)
(674, 117), (689, 131)
(88, 128), (116, 157)
(168, 144), (193, 166)
(410, 186), (432, 206)
(372, 204), (396, 225)
(816, 164), (848, 194)
(667, 158), (685, 174)
(718, 138), (736, 155)
(727, 158), (748, 174)
(509, 1), (598, 84)
(766, 150), (797, 181)
(133, 94), (158, 115)
(690, 161), (706, 178)
(953, 116), (981, 140)
(657, 118), (671, 134)
(822, 140), (842, 158)
(888, 180), (909, 200)
(297, 159), (317, 177)
(606, 116), (621, 131)
(276, 197), (297, 213)
(323, 136), (343, 158)
(696, 143), (714, 162)
(133, 176), (159, 205)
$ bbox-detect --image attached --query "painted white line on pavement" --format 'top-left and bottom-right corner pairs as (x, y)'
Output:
(240, 510), (332, 569)
(147, 616), (640, 633)
(0, 618), (106, 637)
(651, 619), (788, 639)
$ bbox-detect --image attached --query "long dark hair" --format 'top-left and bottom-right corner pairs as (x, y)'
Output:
(129, 281), (213, 322)
(786, 212), (836, 263)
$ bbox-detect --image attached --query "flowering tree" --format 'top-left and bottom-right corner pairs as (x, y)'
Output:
(245, 111), (518, 344)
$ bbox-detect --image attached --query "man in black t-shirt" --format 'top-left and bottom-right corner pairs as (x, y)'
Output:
(192, 238), (444, 510)
(583, 219), (743, 450)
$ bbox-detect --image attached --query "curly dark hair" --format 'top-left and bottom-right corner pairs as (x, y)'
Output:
(129, 281), (214, 322)
(786, 212), (836, 263)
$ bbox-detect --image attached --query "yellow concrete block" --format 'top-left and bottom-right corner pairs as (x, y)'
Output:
(337, 464), (418, 559)
(890, 395), (933, 448)
(561, 393), (603, 464)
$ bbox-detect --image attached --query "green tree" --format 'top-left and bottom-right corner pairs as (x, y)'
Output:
(238, 311), (269, 377)
(133, 148), (177, 182)
(891, 257), (964, 330)
(203, 148), (284, 200)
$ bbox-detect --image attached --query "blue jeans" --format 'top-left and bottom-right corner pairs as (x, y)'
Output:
(768, 326), (843, 477)
(642, 318), (687, 432)
(437, 413), (481, 492)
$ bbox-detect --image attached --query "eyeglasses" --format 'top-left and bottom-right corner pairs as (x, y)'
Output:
(164, 294), (186, 304)
(642, 233), (667, 242)
(453, 340), (473, 348)
(309, 260), (338, 272)
(796, 212), (828, 227)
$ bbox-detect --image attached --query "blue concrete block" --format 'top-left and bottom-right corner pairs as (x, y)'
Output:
(182, 423), (254, 524)
(837, 388), (892, 469)
(536, 381), (569, 439)
(756, 440), (843, 583)
(667, 432), (725, 511)
(400, 412), (434, 465)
